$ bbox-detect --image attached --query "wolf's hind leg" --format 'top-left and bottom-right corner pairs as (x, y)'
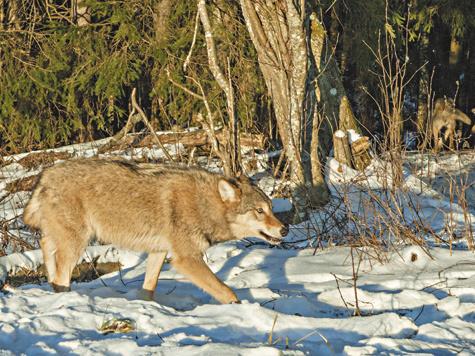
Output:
(50, 228), (89, 293)
(40, 235), (57, 283)
(433, 127), (440, 151)
(171, 254), (240, 304)
(447, 128), (454, 150)
(141, 251), (167, 301)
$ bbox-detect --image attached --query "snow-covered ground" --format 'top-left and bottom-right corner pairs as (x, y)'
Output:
(1, 136), (475, 355)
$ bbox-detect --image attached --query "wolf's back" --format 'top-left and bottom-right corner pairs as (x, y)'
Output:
(434, 99), (472, 126)
(22, 159), (224, 243)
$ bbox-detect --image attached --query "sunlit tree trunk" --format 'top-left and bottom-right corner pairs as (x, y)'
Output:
(240, 0), (318, 219)
(197, 0), (240, 176)
(0, 0), (5, 31)
(151, 0), (172, 128)
(449, 35), (462, 68)
(240, 1), (370, 220)
(417, 31), (430, 146)
(153, 0), (171, 45)
(309, 15), (362, 149)
(0, 0), (4, 71)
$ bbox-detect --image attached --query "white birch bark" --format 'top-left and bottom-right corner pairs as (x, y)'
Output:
(240, 2), (369, 219)
(239, 0), (310, 219)
(197, 0), (240, 176)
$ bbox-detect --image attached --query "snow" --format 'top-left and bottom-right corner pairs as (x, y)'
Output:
(334, 130), (346, 138)
(2, 243), (475, 355)
(1, 135), (475, 355)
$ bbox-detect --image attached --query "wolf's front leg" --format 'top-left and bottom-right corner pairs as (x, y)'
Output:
(40, 235), (58, 283)
(171, 254), (239, 304)
(141, 251), (168, 301)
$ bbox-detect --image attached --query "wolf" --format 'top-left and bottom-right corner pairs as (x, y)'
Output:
(431, 98), (472, 151)
(23, 159), (288, 304)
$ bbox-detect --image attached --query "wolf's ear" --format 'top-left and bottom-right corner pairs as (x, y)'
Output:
(218, 178), (241, 205)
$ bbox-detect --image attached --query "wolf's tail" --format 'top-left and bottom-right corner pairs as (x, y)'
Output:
(454, 110), (472, 125)
(23, 186), (43, 228)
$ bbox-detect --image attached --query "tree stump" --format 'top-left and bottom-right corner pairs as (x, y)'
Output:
(351, 137), (372, 170)
(333, 130), (353, 169)
(333, 131), (372, 171)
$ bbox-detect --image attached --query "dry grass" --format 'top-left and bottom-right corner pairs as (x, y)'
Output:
(2, 258), (123, 289)
(5, 175), (38, 195)
(18, 152), (71, 170)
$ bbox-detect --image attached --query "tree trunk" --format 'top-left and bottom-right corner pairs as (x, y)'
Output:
(449, 35), (462, 68)
(150, 0), (172, 128)
(0, 0), (5, 31)
(240, 0), (319, 220)
(333, 130), (352, 168)
(310, 108), (329, 202)
(417, 30), (430, 145)
(351, 137), (372, 170)
(240, 2), (371, 220)
(309, 15), (371, 163)
(197, 0), (241, 176)
(153, 0), (172, 45)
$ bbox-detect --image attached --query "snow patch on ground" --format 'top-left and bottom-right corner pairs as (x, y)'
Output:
(1, 135), (475, 355)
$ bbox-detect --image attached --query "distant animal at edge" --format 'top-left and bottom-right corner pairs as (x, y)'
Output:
(430, 98), (473, 151)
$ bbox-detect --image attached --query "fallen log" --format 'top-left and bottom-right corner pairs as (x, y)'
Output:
(112, 129), (265, 152)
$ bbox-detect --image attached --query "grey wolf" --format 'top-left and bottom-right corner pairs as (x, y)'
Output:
(431, 98), (472, 151)
(23, 159), (288, 304)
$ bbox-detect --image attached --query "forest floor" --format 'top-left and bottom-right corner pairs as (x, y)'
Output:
(1, 134), (475, 355)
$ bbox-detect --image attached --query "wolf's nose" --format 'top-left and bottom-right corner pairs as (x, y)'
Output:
(280, 227), (289, 237)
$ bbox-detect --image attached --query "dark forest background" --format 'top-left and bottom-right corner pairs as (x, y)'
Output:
(0, 0), (474, 153)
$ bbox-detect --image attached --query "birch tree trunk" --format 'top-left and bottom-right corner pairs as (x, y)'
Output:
(240, 0), (318, 220)
(197, 0), (240, 176)
(240, 1), (370, 220)
(417, 31), (430, 147)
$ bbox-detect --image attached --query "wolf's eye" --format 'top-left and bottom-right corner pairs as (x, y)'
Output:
(256, 208), (264, 214)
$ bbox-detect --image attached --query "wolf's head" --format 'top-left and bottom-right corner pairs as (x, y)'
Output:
(218, 175), (289, 245)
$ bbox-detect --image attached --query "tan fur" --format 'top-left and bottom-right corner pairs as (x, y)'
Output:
(23, 159), (288, 304)
(431, 98), (472, 151)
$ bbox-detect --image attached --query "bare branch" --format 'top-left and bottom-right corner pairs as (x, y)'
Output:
(184, 12), (200, 72)
(196, 0), (231, 96)
(97, 105), (139, 155)
(130, 88), (175, 163)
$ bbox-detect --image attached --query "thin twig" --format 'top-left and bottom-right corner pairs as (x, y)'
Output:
(97, 105), (139, 155)
(331, 272), (352, 317)
(183, 12), (200, 72)
(293, 330), (335, 356)
(130, 88), (175, 163)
